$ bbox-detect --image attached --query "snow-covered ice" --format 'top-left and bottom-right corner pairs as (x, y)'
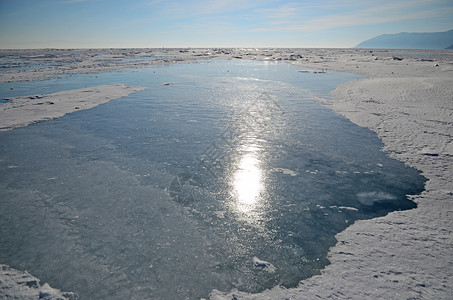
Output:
(1, 48), (452, 299)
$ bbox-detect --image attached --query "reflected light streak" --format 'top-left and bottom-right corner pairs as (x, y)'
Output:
(233, 144), (263, 213)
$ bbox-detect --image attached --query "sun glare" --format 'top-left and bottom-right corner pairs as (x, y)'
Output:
(232, 143), (263, 213)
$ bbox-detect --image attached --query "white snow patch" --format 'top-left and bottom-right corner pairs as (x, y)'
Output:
(0, 264), (76, 299)
(338, 206), (359, 211)
(356, 191), (397, 206)
(330, 205), (358, 211)
(252, 257), (276, 273)
(273, 168), (298, 176)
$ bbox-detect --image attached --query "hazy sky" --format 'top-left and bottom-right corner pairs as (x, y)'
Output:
(1, 0), (452, 49)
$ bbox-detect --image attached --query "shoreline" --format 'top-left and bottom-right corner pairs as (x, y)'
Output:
(1, 49), (452, 299)
(0, 84), (145, 132)
(2, 48), (452, 83)
(213, 51), (453, 299)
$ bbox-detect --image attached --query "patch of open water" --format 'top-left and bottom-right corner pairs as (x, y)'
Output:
(0, 60), (425, 299)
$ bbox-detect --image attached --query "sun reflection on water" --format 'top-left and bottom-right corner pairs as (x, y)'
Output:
(232, 141), (264, 214)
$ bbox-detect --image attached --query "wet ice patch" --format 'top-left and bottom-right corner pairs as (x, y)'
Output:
(253, 257), (276, 273)
(356, 191), (397, 206)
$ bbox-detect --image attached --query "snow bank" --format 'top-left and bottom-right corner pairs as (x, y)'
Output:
(0, 264), (77, 299)
(0, 84), (145, 131)
(210, 49), (453, 299)
(1, 48), (452, 299)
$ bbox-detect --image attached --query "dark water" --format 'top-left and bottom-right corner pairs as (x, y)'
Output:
(0, 60), (425, 299)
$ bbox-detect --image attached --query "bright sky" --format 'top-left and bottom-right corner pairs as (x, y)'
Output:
(1, 0), (452, 49)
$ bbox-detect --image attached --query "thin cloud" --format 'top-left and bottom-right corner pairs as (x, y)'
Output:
(155, 0), (278, 19)
(256, 5), (300, 19)
(61, 0), (90, 4)
(268, 20), (294, 25)
(251, 0), (453, 32)
(143, 0), (166, 6)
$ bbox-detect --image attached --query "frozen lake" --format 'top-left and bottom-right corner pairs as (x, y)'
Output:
(0, 60), (425, 299)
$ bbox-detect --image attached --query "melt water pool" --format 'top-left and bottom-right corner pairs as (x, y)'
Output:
(0, 60), (425, 299)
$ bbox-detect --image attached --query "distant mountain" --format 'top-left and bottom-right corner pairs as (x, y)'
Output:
(447, 44), (453, 49)
(355, 29), (453, 49)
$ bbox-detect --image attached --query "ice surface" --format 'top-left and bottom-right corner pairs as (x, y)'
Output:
(0, 84), (145, 132)
(211, 49), (453, 300)
(0, 59), (426, 299)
